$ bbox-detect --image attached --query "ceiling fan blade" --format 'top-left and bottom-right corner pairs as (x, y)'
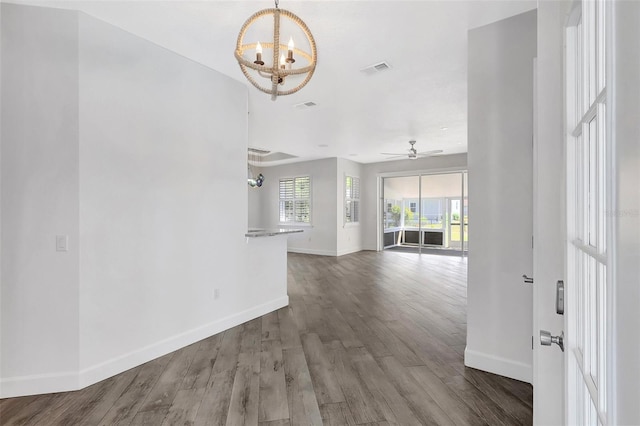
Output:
(384, 155), (406, 159)
(380, 152), (407, 156)
(416, 149), (444, 156)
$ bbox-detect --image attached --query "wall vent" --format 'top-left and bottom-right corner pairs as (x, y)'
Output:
(360, 61), (392, 75)
(295, 101), (317, 109)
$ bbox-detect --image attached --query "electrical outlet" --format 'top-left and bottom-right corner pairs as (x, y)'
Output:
(213, 289), (220, 300)
(56, 235), (68, 252)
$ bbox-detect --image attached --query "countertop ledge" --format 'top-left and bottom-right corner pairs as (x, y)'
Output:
(245, 228), (304, 238)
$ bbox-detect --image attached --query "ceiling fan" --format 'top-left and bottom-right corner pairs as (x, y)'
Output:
(381, 140), (443, 160)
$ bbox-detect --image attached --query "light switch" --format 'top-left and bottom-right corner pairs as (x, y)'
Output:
(56, 235), (68, 252)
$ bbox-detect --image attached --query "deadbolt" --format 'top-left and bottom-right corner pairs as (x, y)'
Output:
(540, 330), (564, 352)
(556, 280), (565, 315)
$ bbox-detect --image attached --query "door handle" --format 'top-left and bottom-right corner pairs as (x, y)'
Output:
(540, 330), (564, 352)
(522, 274), (534, 284)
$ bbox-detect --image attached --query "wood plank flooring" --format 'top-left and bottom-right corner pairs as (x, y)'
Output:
(0, 250), (532, 425)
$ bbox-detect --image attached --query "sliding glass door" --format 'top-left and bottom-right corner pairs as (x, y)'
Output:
(382, 176), (419, 248)
(382, 171), (468, 254)
(448, 198), (462, 249)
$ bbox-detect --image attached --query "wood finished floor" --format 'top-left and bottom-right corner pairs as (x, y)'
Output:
(0, 251), (532, 425)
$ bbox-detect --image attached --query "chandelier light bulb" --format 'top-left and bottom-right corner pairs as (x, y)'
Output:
(280, 53), (286, 69)
(287, 36), (295, 63)
(254, 41), (264, 65)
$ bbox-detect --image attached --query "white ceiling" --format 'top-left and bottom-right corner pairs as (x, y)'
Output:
(8, 0), (536, 164)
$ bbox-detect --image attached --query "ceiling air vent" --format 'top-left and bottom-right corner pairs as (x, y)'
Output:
(295, 101), (317, 109)
(360, 61), (391, 75)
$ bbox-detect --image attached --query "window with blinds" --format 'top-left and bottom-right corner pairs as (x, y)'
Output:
(345, 176), (360, 223)
(279, 176), (311, 224)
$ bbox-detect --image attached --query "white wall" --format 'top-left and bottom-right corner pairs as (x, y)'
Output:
(1, 4), (81, 393)
(252, 158), (338, 256)
(76, 11), (257, 378)
(612, 2), (640, 423)
(1, 4), (288, 398)
(361, 154), (467, 250)
(465, 10), (536, 383)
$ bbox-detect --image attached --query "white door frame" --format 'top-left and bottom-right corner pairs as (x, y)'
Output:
(532, 2), (570, 424)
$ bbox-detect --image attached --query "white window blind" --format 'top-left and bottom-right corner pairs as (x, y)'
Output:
(345, 176), (360, 223)
(279, 176), (311, 224)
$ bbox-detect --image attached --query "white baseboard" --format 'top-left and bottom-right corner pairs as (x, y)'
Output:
(0, 370), (79, 399)
(336, 247), (363, 257)
(287, 247), (364, 257)
(464, 347), (532, 384)
(0, 296), (288, 398)
(287, 247), (336, 256)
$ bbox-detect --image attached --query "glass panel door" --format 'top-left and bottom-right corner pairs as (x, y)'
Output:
(382, 176), (419, 249)
(566, 1), (609, 423)
(421, 173), (463, 251)
(448, 198), (462, 249)
(381, 172), (467, 254)
(463, 172), (468, 253)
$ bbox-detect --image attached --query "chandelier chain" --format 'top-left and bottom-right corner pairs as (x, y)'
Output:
(274, 0), (279, 8)
(271, 8), (281, 97)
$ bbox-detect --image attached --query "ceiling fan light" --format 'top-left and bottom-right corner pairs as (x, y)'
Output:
(381, 140), (439, 160)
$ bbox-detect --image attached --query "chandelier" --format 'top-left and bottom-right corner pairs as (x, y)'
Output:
(234, 0), (317, 101)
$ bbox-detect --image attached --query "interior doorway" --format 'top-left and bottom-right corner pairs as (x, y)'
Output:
(380, 171), (468, 255)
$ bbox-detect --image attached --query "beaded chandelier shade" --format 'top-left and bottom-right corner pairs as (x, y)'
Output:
(234, 1), (317, 101)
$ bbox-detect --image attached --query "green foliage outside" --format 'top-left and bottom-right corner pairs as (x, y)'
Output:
(389, 205), (415, 227)
(450, 223), (469, 242)
(404, 207), (414, 222)
(389, 205), (402, 226)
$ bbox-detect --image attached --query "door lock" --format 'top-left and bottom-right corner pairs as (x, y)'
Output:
(556, 280), (565, 315)
(522, 274), (534, 284)
(540, 330), (564, 352)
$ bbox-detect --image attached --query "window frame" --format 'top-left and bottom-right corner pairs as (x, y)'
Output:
(279, 175), (312, 226)
(344, 175), (361, 225)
